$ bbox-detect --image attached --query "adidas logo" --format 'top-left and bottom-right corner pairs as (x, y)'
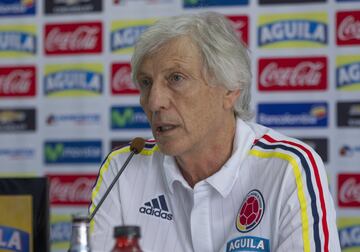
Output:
(139, 195), (173, 221)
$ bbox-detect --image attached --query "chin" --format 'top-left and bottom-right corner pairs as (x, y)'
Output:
(157, 141), (184, 156)
(158, 144), (177, 156)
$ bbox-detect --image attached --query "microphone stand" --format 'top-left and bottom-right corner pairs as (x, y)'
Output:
(88, 150), (136, 222)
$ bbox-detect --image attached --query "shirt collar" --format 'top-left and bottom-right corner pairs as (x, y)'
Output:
(162, 117), (256, 196)
(163, 154), (192, 193)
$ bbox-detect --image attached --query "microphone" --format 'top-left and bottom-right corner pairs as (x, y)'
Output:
(89, 137), (146, 222)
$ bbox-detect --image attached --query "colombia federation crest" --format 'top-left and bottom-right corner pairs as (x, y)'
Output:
(236, 189), (265, 233)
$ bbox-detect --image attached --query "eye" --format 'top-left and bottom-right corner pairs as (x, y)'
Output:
(138, 78), (152, 89)
(168, 73), (184, 85)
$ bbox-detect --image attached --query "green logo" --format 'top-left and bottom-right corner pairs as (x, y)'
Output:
(185, 0), (199, 4)
(111, 108), (134, 127)
(45, 143), (64, 162)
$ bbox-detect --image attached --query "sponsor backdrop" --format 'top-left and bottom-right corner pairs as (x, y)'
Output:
(0, 0), (359, 251)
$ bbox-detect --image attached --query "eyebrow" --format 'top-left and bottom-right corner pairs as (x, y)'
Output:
(161, 65), (188, 74)
(137, 64), (188, 79)
(136, 71), (150, 78)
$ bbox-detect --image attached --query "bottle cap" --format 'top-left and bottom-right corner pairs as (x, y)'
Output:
(72, 214), (90, 223)
(114, 225), (141, 238)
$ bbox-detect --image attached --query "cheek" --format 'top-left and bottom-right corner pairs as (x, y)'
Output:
(139, 95), (151, 119)
(139, 93), (148, 109)
(190, 96), (222, 125)
(139, 96), (145, 108)
(183, 103), (211, 129)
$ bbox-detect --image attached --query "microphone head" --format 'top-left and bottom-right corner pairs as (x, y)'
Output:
(130, 137), (146, 154)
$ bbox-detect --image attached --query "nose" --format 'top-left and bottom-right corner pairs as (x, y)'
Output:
(146, 81), (170, 113)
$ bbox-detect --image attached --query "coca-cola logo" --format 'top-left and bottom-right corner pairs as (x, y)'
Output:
(338, 15), (360, 41)
(45, 22), (102, 55)
(338, 174), (360, 207)
(111, 63), (139, 95)
(49, 175), (97, 206)
(0, 67), (36, 97)
(227, 15), (249, 45)
(337, 11), (360, 45)
(258, 57), (327, 91)
(261, 62), (323, 86)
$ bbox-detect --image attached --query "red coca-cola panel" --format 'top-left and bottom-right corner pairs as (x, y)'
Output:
(0, 66), (36, 97)
(44, 21), (102, 55)
(111, 62), (139, 95)
(48, 174), (97, 206)
(336, 11), (360, 46)
(258, 57), (327, 91)
(338, 173), (360, 208)
(226, 15), (249, 46)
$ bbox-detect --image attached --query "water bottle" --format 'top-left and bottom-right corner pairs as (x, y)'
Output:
(68, 214), (91, 252)
(111, 226), (143, 252)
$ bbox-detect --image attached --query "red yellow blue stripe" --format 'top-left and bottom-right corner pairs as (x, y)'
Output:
(250, 134), (329, 252)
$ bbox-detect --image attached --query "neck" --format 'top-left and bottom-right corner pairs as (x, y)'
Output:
(175, 116), (237, 188)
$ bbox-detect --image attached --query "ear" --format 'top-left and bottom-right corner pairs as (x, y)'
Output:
(223, 89), (240, 110)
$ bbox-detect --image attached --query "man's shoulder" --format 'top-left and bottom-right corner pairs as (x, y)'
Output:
(246, 121), (314, 152)
(248, 120), (323, 170)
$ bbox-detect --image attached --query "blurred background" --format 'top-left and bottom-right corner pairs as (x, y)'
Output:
(0, 0), (359, 251)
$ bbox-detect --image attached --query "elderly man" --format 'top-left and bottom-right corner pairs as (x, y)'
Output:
(90, 12), (341, 252)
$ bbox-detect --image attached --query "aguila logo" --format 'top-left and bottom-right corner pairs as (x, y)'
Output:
(236, 189), (265, 233)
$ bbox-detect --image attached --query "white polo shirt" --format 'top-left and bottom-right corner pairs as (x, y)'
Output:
(89, 118), (341, 252)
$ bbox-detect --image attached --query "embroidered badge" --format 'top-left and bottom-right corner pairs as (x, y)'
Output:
(236, 189), (265, 233)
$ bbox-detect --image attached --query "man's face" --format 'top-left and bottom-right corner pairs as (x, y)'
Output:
(136, 36), (235, 157)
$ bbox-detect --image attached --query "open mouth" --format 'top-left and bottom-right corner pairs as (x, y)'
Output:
(156, 125), (177, 134)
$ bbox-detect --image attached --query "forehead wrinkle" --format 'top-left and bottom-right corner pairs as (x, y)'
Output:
(160, 61), (192, 74)
(139, 53), (197, 77)
(138, 36), (208, 81)
(155, 36), (200, 60)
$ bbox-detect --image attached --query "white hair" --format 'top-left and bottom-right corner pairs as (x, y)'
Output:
(131, 11), (252, 120)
